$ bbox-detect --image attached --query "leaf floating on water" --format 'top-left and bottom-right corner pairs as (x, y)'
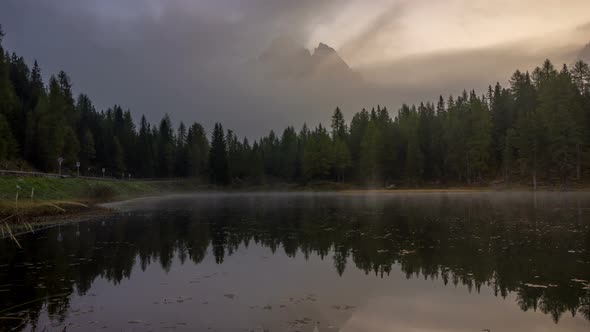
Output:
(223, 294), (235, 299)
(523, 283), (548, 289)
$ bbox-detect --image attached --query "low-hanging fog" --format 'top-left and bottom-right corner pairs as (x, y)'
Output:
(1, 0), (589, 138)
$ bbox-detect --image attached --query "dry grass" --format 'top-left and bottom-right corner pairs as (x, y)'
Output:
(0, 186), (93, 247)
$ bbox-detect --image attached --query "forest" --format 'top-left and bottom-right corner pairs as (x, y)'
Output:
(1, 26), (590, 188)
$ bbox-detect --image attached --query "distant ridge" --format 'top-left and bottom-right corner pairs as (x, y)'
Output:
(580, 43), (590, 62)
(257, 37), (361, 81)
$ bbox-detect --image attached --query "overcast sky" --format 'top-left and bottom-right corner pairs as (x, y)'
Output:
(1, 0), (589, 138)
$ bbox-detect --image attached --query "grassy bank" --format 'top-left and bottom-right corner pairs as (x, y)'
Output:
(0, 176), (206, 222)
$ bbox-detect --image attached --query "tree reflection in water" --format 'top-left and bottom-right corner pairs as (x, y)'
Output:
(0, 192), (589, 330)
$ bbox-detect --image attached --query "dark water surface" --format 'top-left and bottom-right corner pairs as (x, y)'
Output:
(1, 192), (590, 331)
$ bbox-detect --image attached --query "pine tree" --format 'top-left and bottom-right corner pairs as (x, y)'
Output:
(261, 130), (281, 177)
(465, 93), (492, 182)
(250, 140), (265, 183)
(571, 60), (590, 95)
(112, 136), (125, 176)
(8, 54), (31, 155)
(490, 81), (513, 172)
(209, 123), (229, 185)
(30, 60), (44, 108)
(34, 76), (69, 171)
(186, 122), (209, 178)
(360, 121), (382, 184)
(303, 125), (332, 181)
(332, 137), (351, 182)
(280, 126), (298, 181)
(331, 107), (347, 140)
(175, 122), (188, 176)
(157, 114), (175, 177)
(226, 129), (241, 181)
(349, 109), (369, 181)
(137, 116), (156, 177)
(57, 71), (74, 114)
(536, 63), (583, 189)
(63, 126), (80, 171)
(0, 113), (17, 160)
(80, 129), (96, 168)
(418, 102), (435, 180)
(0, 30), (18, 159)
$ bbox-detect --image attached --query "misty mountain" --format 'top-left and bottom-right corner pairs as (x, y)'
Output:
(257, 37), (361, 82)
(580, 43), (590, 62)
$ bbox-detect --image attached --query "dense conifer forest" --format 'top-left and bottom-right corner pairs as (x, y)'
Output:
(1, 26), (590, 188)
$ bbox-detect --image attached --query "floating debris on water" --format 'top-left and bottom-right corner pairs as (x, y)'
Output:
(524, 283), (548, 289)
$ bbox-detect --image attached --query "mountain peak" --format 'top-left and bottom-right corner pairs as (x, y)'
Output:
(315, 43), (336, 53)
(257, 38), (360, 82)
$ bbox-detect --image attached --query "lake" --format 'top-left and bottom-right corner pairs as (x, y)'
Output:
(1, 192), (589, 331)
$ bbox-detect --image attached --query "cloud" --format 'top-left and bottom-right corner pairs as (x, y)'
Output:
(0, 0), (589, 139)
(338, 2), (407, 66)
(576, 21), (590, 33)
(0, 0), (356, 136)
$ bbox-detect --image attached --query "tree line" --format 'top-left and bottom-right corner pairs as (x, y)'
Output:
(1, 26), (590, 187)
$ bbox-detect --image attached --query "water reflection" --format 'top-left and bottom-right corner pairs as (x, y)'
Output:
(1, 192), (589, 331)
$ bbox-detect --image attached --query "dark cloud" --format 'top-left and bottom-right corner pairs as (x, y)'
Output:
(0, 0), (588, 138)
(0, 0), (355, 137)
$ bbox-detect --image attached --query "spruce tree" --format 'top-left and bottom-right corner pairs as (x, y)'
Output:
(280, 126), (298, 181)
(80, 129), (96, 168)
(330, 107), (347, 140)
(157, 114), (175, 177)
(209, 123), (229, 185)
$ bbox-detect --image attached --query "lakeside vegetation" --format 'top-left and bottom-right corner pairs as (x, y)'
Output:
(0, 176), (207, 222)
(1, 26), (590, 189)
(0, 177), (206, 201)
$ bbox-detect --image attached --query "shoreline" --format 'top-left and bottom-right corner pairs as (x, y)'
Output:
(3, 176), (590, 228)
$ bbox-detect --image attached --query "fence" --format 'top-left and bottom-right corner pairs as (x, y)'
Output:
(0, 169), (119, 181)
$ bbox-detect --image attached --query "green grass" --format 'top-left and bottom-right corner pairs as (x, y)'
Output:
(0, 176), (205, 203)
(0, 176), (209, 223)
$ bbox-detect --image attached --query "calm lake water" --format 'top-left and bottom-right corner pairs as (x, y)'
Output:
(1, 192), (589, 331)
